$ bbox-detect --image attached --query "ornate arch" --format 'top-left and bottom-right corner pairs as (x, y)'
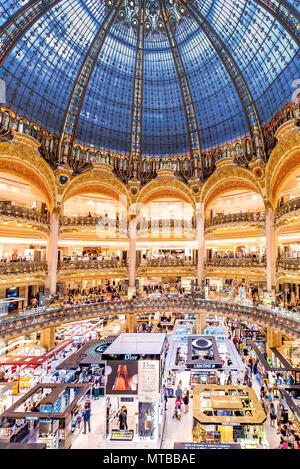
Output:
(266, 130), (300, 207)
(62, 169), (130, 205)
(200, 165), (264, 210)
(136, 177), (196, 213)
(0, 141), (57, 209)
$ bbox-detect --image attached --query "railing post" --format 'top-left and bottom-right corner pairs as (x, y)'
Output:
(196, 202), (205, 289)
(265, 204), (277, 304)
(46, 206), (61, 296)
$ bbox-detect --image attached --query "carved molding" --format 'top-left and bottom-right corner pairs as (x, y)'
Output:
(0, 141), (57, 209)
(265, 130), (300, 207)
(136, 177), (196, 210)
(200, 165), (263, 209)
(61, 169), (130, 203)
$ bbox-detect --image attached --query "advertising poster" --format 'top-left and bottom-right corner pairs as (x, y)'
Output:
(138, 360), (159, 396)
(105, 361), (138, 395)
(138, 402), (158, 439)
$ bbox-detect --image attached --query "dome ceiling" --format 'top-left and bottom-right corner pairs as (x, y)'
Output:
(0, 0), (299, 158)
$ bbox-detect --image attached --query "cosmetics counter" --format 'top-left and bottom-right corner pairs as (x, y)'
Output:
(103, 333), (167, 448)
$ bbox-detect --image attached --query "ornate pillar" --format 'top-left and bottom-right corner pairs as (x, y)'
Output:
(266, 328), (282, 360)
(128, 214), (137, 296)
(47, 207), (60, 296)
(125, 312), (137, 333)
(265, 205), (277, 299)
(40, 327), (55, 351)
(196, 202), (205, 288)
(196, 312), (207, 334)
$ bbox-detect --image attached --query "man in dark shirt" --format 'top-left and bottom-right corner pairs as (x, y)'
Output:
(82, 406), (91, 434)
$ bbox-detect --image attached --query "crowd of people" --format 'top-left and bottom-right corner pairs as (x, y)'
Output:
(211, 251), (265, 262)
(62, 252), (121, 262)
(64, 283), (127, 306)
(227, 319), (300, 449)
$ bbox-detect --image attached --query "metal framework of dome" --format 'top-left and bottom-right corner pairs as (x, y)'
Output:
(0, 0), (299, 163)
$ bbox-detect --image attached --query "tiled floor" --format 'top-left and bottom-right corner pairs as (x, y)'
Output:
(161, 398), (193, 449)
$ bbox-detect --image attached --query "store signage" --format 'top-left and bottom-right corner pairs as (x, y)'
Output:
(138, 361), (159, 395)
(174, 442), (241, 450)
(186, 335), (222, 369)
(220, 423), (240, 426)
(189, 363), (222, 369)
(124, 354), (138, 360)
(0, 428), (10, 439)
(103, 353), (160, 361)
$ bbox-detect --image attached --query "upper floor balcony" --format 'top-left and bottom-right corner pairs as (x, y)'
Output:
(0, 201), (49, 230)
(0, 261), (48, 276)
(140, 258), (196, 268)
(275, 197), (300, 224)
(0, 298), (299, 340)
(57, 259), (126, 271)
(204, 211), (265, 231)
(205, 257), (266, 269)
(277, 257), (300, 272)
(60, 216), (196, 239)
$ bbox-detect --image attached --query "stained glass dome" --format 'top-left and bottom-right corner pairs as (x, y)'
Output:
(0, 0), (299, 158)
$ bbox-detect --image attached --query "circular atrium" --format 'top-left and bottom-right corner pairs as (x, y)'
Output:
(0, 0), (299, 455)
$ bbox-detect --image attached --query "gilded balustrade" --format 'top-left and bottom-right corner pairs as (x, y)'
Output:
(0, 298), (299, 340)
(204, 211), (265, 230)
(275, 197), (300, 221)
(277, 258), (300, 271)
(141, 258), (195, 267)
(0, 202), (49, 226)
(57, 259), (125, 270)
(205, 258), (266, 268)
(0, 261), (48, 275)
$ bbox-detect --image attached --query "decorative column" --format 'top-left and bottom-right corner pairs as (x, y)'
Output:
(47, 207), (60, 296)
(128, 214), (137, 298)
(265, 204), (277, 301)
(196, 312), (207, 334)
(40, 327), (55, 351)
(266, 329), (282, 360)
(196, 202), (205, 289)
(125, 312), (137, 333)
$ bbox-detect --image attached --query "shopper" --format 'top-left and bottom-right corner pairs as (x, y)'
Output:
(294, 434), (300, 449)
(269, 402), (276, 428)
(183, 389), (189, 414)
(175, 384), (182, 400)
(279, 424), (288, 448)
(119, 406), (128, 430)
(162, 385), (168, 411)
(276, 403), (283, 433)
(82, 404), (91, 434)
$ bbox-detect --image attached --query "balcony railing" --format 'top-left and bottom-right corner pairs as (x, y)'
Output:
(275, 197), (300, 220)
(140, 258), (196, 268)
(0, 202), (49, 226)
(205, 258), (266, 268)
(58, 259), (125, 270)
(205, 211), (265, 229)
(0, 261), (48, 275)
(0, 298), (299, 339)
(137, 219), (196, 230)
(277, 258), (300, 271)
(60, 215), (120, 228)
